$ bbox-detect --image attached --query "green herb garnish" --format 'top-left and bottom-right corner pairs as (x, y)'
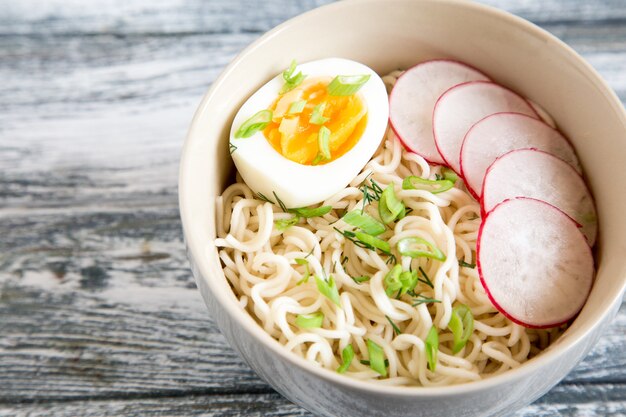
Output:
(411, 294), (441, 307)
(448, 304), (474, 354)
(290, 205), (332, 218)
(312, 126), (331, 165)
(397, 236), (446, 262)
(418, 266), (434, 288)
(402, 175), (455, 194)
(229, 142), (237, 154)
(441, 167), (458, 183)
(333, 227), (393, 256)
(351, 275), (371, 284)
(288, 99), (307, 114)
(280, 60), (306, 94)
(327, 74), (371, 96)
(366, 339), (387, 377)
(378, 184), (405, 224)
(336, 345), (354, 374)
(425, 326), (439, 371)
(385, 315), (402, 335)
(295, 312), (324, 329)
(458, 260), (476, 269)
(309, 103), (330, 125)
(383, 264), (403, 297)
(235, 109), (273, 138)
(315, 275), (341, 307)
(295, 257), (311, 285)
(342, 210), (386, 236)
(274, 216), (299, 231)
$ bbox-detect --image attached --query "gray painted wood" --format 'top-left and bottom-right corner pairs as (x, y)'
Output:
(1, 0), (624, 416)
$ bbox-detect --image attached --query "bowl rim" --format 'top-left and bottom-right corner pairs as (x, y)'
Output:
(179, 0), (626, 397)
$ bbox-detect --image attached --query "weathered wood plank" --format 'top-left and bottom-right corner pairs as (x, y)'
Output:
(1, 384), (625, 417)
(1, 0), (625, 415)
(0, 206), (624, 401)
(0, 0), (624, 36)
(0, 29), (624, 216)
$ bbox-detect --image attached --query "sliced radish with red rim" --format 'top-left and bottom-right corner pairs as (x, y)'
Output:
(460, 113), (581, 198)
(481, 148), (597, 245)
(433, 81), (539, 173)
(389, 60), (489, 164)
(477, 197), (594, 328)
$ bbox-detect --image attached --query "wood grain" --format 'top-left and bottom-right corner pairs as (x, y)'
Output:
(1, 0), (625, 416)
(1, 385), (625, 417)
(1, 0), (625, 35)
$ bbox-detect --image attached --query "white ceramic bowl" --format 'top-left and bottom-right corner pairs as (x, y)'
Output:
(179, 1), (626, 416)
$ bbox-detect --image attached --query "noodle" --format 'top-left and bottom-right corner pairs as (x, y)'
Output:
(215, 72), (565, 386)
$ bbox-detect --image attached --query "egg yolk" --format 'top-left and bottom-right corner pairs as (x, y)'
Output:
(263, 76), (368, 165)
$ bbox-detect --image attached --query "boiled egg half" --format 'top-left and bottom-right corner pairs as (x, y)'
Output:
(229, 58), (389, 208)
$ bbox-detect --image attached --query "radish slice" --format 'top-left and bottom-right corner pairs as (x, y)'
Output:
(477, 197), (594, 328)
(433, 81), (538, 173)
(389, 60), (489, 164)
(482, 149), (597, 245)
(460, 113), (581, 198)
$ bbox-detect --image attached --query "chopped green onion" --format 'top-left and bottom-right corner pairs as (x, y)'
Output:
(458, 260), (476, 269)
(229, 142), (237, 154)
(234, 109), (273, 138)
(289, 205), (332, 218)
(399, 270), (419, 294)
(334, 228), (394, 262)
(315, 275), (341, 307)
(318, 126), (331, 160)
(274, 216), (299, 231)
(295, 312), (324, 329)
(288, 99), (307, 114)
(336, 345), (354, 374)
(397, 236), (446, 262)
(327, 74), (371, 96)
(448, 304), (474, 354)
(411, 294), (441, 306)
(402, 176), (455, 194)
(354, 231), (390, 253)
(280, 60), (306, 94)
(384, 264), (403, 297)
(351, 275), (371, 284)
(385, 315), (402, 335)
(342, 211), (386, 236)
(309, 103), (330, 125)
(378, 184), (405, 224)
(425, 326), (439, 371)
(366, 339), (387, 377)
(441, 167), (458, 183)
(295, 258), (311, 285)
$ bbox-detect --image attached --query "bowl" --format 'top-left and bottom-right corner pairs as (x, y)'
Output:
(178, 1), (626, 416)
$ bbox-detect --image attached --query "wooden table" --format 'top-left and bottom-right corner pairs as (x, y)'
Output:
(1, 1), (624, 415)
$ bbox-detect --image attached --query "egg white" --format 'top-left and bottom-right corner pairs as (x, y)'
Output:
(229, 57), (389, 208)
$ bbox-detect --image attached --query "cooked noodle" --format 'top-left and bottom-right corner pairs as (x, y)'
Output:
(215, 71), (564, 386)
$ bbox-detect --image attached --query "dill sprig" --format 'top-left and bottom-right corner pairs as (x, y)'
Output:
(411, 294), (441, 307)
(385, 315), (402, 335)
(333, 227), (396, 264)
(359, 174), (383, 213)
(417, 266), (434, 288)
(229, 142), (237, 154)
(459, 260), (476, 269)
